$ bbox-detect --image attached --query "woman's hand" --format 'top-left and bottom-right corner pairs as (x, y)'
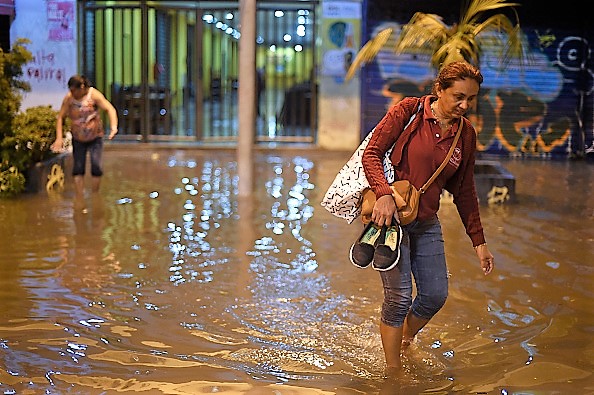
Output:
(372, 194), (398, 226)
(50, 139), (63, 153)
(108, 128), (118, 140)
(475, 244), (494, 275)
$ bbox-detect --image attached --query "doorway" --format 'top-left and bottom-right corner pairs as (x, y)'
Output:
(79, 0), (318, 144)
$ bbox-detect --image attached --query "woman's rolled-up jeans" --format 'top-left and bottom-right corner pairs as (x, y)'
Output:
(379, 214), (448, 327)
(72, 137), (104, 177)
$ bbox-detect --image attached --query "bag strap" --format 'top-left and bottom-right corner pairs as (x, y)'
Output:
(419, 118), (463, 193)
(386, 100), (423, 157)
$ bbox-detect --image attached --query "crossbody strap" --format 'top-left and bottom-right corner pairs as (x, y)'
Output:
(386, 100), (423, 157)
(419, 118), (463, 193)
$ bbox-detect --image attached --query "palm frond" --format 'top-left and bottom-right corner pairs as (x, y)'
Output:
(441, 51), (467, 67)
(500, 24), (533, 66)
(473, 14), (530, 66)
(344, 0), (529, 80)
(433, 35), (480, 67)
(473, 14), (515, 35)
(345, 28), (393, 81)
(461, 0), (520, 27)
(394, 13), (448, 54)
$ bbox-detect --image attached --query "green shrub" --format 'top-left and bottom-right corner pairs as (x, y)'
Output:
(2, 105), (60, 170)
(0, 165), (26, 198)
(0, 38), (32, 140)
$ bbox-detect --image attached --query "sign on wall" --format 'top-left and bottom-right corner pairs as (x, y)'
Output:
(320, 1), (361, 78)
(47, 0), (74, 42)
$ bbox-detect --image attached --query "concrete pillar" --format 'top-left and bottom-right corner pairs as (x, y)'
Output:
(237, 0), (256, 197)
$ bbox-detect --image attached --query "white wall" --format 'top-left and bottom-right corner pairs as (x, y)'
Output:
(10, 0), (77, 110)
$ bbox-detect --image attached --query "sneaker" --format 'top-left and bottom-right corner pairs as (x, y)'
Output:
(372, 223), (402, 271)
(349, 222), (382, 268)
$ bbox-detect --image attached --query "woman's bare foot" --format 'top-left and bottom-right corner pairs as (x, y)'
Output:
(401, 337), (414, 352)
(383, 365), (404, 380)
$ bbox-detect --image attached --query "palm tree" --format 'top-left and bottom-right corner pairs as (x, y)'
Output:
(346, 0), (527, 79)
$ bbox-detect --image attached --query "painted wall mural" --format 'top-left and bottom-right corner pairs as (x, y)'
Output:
(362, 22), (594, 160)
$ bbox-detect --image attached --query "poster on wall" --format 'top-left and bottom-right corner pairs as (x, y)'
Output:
(47, 0), (74, 41)
(10, 0), (77, 110)
(320, 1), (361, 78)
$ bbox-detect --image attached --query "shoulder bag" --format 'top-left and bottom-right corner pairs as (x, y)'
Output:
(361, 118), (462, 225)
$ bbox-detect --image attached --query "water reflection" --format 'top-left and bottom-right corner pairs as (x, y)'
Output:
(0, 151), (592, 394)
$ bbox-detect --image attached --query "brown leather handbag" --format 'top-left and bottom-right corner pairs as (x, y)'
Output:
(361, 119), (462, 225)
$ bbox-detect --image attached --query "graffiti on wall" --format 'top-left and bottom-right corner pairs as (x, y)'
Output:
(26, 50), (67, 86)
(363, 22), (594, 159)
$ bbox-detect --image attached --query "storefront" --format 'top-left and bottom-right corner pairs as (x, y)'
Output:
(79, 0), (319, 144)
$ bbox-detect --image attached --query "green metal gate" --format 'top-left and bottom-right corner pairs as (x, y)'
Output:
(78, 0), (318, 144)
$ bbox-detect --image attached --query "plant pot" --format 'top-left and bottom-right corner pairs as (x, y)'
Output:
(474, 160), (516, 204)
(25, 152), (72, 193)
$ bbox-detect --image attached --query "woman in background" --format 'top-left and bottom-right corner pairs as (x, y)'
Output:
(51, 75), (118, 198)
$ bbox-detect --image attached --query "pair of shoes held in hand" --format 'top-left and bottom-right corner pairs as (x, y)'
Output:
(349, 220), (402, 271)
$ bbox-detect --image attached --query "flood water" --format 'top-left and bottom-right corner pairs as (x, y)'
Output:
(0, 148), (592, 395)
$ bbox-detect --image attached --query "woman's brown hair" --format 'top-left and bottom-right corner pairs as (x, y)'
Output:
(67, 75), (91, 89)
(432, 61), (483, 95)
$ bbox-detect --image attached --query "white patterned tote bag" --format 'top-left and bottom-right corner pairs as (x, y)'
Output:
(320, 105), (420, 223)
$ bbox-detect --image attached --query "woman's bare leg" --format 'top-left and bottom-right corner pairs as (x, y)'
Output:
(91, 176), (101, 193)
(402, 313), (430, 351)
(74, 175), (85, 198)
(380, 321), (404, 375)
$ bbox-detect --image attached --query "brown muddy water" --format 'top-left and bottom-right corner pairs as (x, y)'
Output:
(0, 148), (592, 395)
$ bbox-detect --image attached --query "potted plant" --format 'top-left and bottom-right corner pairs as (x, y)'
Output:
(3, 105), (72, 194)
